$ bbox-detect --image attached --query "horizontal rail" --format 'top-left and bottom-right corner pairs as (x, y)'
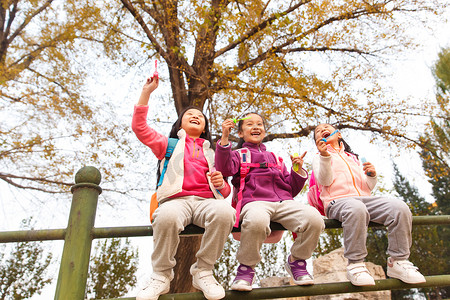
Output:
(105, 275), (450, 300)
(1, 215), (449, 243)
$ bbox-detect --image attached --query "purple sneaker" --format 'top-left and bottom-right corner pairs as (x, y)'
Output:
(230, 264), (255, 291)
(285, 256), (314, 285)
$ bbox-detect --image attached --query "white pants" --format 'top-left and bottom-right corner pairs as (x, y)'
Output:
(237, 200), (324, 268)
(151, 196), (235, 279)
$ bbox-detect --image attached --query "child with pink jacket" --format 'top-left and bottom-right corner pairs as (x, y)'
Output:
(132, 74), (235, 300)
(313, 123), (426, 286)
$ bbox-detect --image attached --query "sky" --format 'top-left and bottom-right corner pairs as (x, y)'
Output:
(0, 3), (449, 299)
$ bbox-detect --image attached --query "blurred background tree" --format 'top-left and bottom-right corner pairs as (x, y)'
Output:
(0, 219), (52, 300)
(86, 238), (138, 300)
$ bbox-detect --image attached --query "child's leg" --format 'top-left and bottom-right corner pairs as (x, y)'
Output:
(361, 196), (412, 260)
(151, 198), (193, 280)
(236, 201), (274, 267)
(191, 198), (236, 271)
(326, 198), (370, 263)
(272, 201), (324, 260)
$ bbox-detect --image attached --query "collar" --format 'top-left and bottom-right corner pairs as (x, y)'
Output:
(326, 141), (345, 154)
(177, 128), (210, 148)
(242, 142), (266, 152)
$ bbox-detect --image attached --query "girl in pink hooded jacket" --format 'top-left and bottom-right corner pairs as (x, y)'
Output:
(132, 74), (235, 300)
(313, 123), (425, 287)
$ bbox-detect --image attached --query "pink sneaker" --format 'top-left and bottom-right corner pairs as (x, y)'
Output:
(230, 264), (255, 291)
(285, 256), (314, 285)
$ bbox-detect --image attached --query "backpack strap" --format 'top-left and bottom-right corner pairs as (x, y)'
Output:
(233, 149), (283, 227)
(157, 138), (178, 187)
(151, 138), (178, 223)
(233, 148), (250, 227)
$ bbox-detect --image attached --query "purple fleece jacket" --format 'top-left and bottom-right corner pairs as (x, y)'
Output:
(215, 141), (307, 209)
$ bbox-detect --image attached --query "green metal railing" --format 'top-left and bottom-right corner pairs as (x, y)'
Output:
(0, 166), (449, 300)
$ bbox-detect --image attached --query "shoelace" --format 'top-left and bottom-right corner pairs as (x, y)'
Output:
(235, 265), (255, 282)
(288, 260), (309, 278)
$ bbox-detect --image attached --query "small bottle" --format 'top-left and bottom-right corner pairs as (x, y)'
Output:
(360, 157), (372, 176)
(293, 153), (299, 172)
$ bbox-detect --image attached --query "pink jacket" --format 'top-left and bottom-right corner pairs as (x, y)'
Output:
(312, 143), (377, 209)
(132, 105), (230, 202)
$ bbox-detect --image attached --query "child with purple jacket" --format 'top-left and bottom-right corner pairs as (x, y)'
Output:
(215, 113), (324, 291)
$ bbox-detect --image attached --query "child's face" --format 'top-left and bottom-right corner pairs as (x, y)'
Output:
(315, 123), (341, 145)
(180, 108), (206, 138)
(238, 113), (266, 144)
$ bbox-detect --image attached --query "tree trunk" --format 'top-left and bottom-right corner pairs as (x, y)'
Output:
(169, 235), (202, 293)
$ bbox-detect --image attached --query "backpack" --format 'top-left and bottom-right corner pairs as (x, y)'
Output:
(307, 152), (360, 216)
(306, 170), (325, 216)
(231, 148), (285, 243)
(149, 138), (178, 222)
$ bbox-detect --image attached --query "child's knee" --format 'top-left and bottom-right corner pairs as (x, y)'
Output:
(303, 206), (325, 230)
(343, 201), (369, 223)
(153, 207), (184, 229)
(209, 202), (236, 225)
(242, 216), (270, 234)
(391, 198), (412, 219)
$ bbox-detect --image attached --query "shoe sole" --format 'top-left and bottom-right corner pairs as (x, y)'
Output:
(387, 270), (426, 284)
(230, 282), (253, 291)
(192, 282), (225, 299)
(285, 262), (315, 285)
(136, 287), (169, 300)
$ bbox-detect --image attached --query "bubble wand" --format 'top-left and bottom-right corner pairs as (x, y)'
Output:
(153, 59), (159, 79)
(232, 116), (251, 124)
(321, 129), (339, 142)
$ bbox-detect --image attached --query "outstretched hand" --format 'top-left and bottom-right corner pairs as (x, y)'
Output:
(143, 75), (159, 93)
(137, 75), (159, 106)
(220, 119), (235, 146)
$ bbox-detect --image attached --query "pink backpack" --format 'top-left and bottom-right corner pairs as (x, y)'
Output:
(231, 148), (285, 243)
(306, 170), (325, 216)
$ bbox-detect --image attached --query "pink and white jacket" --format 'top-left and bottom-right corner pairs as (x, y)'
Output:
(132, 105), (230, 203)
(312, 143), (377, 209)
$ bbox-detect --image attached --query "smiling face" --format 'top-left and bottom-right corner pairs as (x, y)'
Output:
(180, 108), (206, 138)
(314, 123), (341, 147)
(238, 113), (266, 145)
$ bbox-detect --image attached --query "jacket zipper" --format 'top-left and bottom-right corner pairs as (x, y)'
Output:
(333, 146), (361, 196)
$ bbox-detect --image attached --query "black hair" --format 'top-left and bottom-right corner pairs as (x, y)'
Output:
(156, 106), (212, 187)
(168, 106), (212, 142)
(235, 112), (267, 149)
(313, 125), (359, 158)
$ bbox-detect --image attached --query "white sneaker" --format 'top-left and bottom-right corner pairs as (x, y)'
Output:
(387, 257), (426, 284)
(346, 262), (376, 286)
(191, 267), (225, 300)
(136, 273), (170, 300)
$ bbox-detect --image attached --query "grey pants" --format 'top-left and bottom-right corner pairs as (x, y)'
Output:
(326, 196), (412, 263)
(151, 196), (236, 279)
(237, 200), (325, 268)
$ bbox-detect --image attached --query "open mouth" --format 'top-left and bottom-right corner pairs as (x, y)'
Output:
(190, 119), (200, 125)
(251, 132), (261, 136)
(322, 132), (330, 139)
